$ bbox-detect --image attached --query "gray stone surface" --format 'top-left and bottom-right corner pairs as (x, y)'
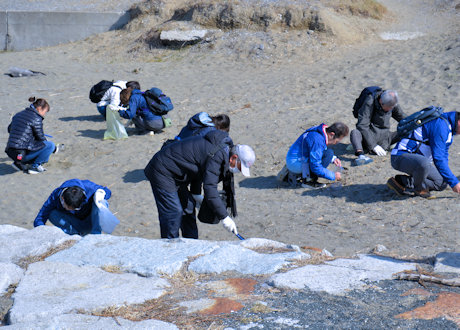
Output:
(268, 254), (417, 294)
(0, 225), (80, 264)
(160, 29), (208, 45)
(4, 11), (130, 51)
(46, 235), (220, 276)
(434, 252), (460, 274)
(189, 243), (308, 275)
(0, 263), (23, 293)
(6, 314), (177, 329)
(8, 261), (169, 324)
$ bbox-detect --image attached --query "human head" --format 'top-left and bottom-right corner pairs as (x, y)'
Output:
(126, 81), (141, 90)
(456, 111), (460, 135)
(326, 122), (349, 145)
(120, 88), (132, 106)
(211, 114), (230, 132)
(229, 144), (255, 177)
(29, 96), (49, 116)
(60, 186), (86, 211)
(379, 90), (398, 112)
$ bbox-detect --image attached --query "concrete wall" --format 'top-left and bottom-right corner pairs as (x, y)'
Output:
(1, 11), (130, 51)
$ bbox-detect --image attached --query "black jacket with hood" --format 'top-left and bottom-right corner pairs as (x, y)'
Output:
(145, 130), (234, 220)
(6, 105), (46, 153)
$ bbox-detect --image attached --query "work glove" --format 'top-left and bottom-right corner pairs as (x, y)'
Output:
(93, 189), (106, 208)
(192, 194), (204, 209)
(372, 145), (387, 156)
(221, 216), (238, 235)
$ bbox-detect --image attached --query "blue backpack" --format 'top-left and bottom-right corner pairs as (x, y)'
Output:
(397, 106), (445, 139)
(143, 88), (174, 116)
(352, 86), (382, 118)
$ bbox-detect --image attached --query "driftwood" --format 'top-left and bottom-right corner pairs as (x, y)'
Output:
(393, 271), (460, 287)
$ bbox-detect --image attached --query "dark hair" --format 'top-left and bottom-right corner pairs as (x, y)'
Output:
(455, 111), (460, 132)
(326, 122), (349, 139)
(211, 114), (230, 132)
(62, 186), (86, 209)
(28, 97), (49, 111)
(120, 88), (132, 106)
(126, 81), (141, 90)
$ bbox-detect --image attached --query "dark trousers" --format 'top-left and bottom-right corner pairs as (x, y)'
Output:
(150, 184), (198, 239)
(350, 129), (400, 154)
(391, 153), (447, 192)
(133, 116), (164, 133)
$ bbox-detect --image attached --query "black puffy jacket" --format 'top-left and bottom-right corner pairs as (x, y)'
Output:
(144, 130), (233, 220)
(6, 106), (46, 152)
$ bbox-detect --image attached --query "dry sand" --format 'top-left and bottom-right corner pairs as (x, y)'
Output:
(0, 0), (459, 258)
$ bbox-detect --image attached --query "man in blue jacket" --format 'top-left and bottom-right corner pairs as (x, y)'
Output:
(144, 130), (255, 239)
(34, 179), (118, 235)
(387, 111), (460, 198)
(285, 122), (349, 188)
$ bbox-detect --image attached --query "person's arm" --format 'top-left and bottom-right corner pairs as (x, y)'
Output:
(308, 141), (335, 181)
(391, 104), (406, 122)
(429, 122), (459, 188)
(202, 153), (228, 220)
(34, 188), (60, 226)
(118, 96), (139, 119)
(31, 117), (46, 142)
(356, 96), (378, 150)
(108, 87), (122, 107)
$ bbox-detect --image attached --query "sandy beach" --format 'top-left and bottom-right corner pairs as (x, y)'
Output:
(0, 0), (459, 258)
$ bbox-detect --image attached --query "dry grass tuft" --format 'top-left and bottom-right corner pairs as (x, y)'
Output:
(328, 0), (387, 20)
(16, 240), (77, 269)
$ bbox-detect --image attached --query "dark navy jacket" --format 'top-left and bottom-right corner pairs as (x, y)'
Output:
(34, 179), (111, 227)
(6, 105), (46, 152)
(145, 130), (233, 220)
(176, 112), (215, 140)
(118, 89), (162, 122)
(391, 111), (459, 188)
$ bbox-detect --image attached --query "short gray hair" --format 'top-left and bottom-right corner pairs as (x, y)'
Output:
(380, 90), (398, 107)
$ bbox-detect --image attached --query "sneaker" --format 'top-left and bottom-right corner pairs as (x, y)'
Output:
(352, 154), (373, 166)
(386, 177), (405, 196)
(12, 162), (26, 172)
(301, 180), (327, 189)
(276, 165), (289, 183)
(414, 189), (432, 199)
(28, 164), (46, 174)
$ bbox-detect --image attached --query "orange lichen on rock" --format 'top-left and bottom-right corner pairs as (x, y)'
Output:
(200, 298), (244, 315)
(226, 278), (258, 295)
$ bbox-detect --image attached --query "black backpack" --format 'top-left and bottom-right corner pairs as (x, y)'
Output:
(143, 87), (174, 116)
(352, 86), (382, 118)
(397, 106), (445, 139)
(89, 80), (114, 103)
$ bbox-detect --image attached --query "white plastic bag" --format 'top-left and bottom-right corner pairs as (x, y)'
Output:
(97, 203), (120, 234)
(104, 105), (128, 140)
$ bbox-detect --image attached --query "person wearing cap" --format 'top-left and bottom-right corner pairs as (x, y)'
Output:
(144, 129), (255, 239)
(283, 122), (349, 188)
(33, 179), (119, 235)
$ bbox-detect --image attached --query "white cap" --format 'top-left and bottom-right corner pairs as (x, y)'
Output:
(236, 144), (255, 177)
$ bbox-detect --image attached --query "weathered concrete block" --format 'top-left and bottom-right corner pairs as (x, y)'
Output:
(434, 252), (460, 274)
(160, 29), (208, 46)
(0, 263), (23, 293)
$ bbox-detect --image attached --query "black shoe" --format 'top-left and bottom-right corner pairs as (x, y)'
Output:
(301, 180), (326, 189)
(387, 177), (406, 196)
(12, 162), (26, 172)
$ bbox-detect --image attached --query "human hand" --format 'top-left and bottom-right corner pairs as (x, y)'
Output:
(93, 189), (106, 207)
(372, 145), (387, 156)
(333, 157), (342, 168)
(221, 216), (238, 235)
(192, 194), (204, 209)
(452, 182), (460, 194)
(335, 172), (342, 181)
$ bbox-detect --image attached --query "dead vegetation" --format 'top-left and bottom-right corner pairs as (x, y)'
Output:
(16, 240), (77, 269)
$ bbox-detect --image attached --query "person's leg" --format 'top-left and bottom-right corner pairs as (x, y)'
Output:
(350, 129), (364, 155)
(97, 106), (107, 118)
(423, 164), (448, 192)
(391, 153), (433, 192)
(22, 141), (55, 166)
(389, 131), (401, 146)
(178, 186), (198, 239)
(49, 209), (91, 235)
(144, 118), (165, 133)
(150, 184), (183, 238)
(132, 116), (146, 133)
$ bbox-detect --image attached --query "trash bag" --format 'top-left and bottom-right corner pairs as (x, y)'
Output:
(5, 67), (46, 77)
(104, 105), (128, 140)
(97, 203), (120, 234)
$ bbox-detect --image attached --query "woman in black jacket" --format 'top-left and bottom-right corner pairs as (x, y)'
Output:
(5, 97), (56, 174)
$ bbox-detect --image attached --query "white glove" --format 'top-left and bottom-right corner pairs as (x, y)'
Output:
(221, 216), (238, 235)
(372, 145), (387, 156)
(93, 189), (106, 207)
(192, 194), (204, 209)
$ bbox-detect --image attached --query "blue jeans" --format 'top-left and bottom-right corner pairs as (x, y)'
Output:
(48, 201), (106, 235)
(97, 106), (107, 118)
(22, 141), (55, 166)
(150, 184), (198, 239)
(286, 148), (334, 180)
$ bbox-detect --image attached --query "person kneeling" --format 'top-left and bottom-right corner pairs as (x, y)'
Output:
(34, 179), (119, 235)
(282, 122), (349, 188)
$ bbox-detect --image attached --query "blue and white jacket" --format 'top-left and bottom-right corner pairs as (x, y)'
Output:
(34, 179), (111, 226)
(118, 89), (162, 122)
(286, 123), (335, 181)
(391, 111), (459, 188)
